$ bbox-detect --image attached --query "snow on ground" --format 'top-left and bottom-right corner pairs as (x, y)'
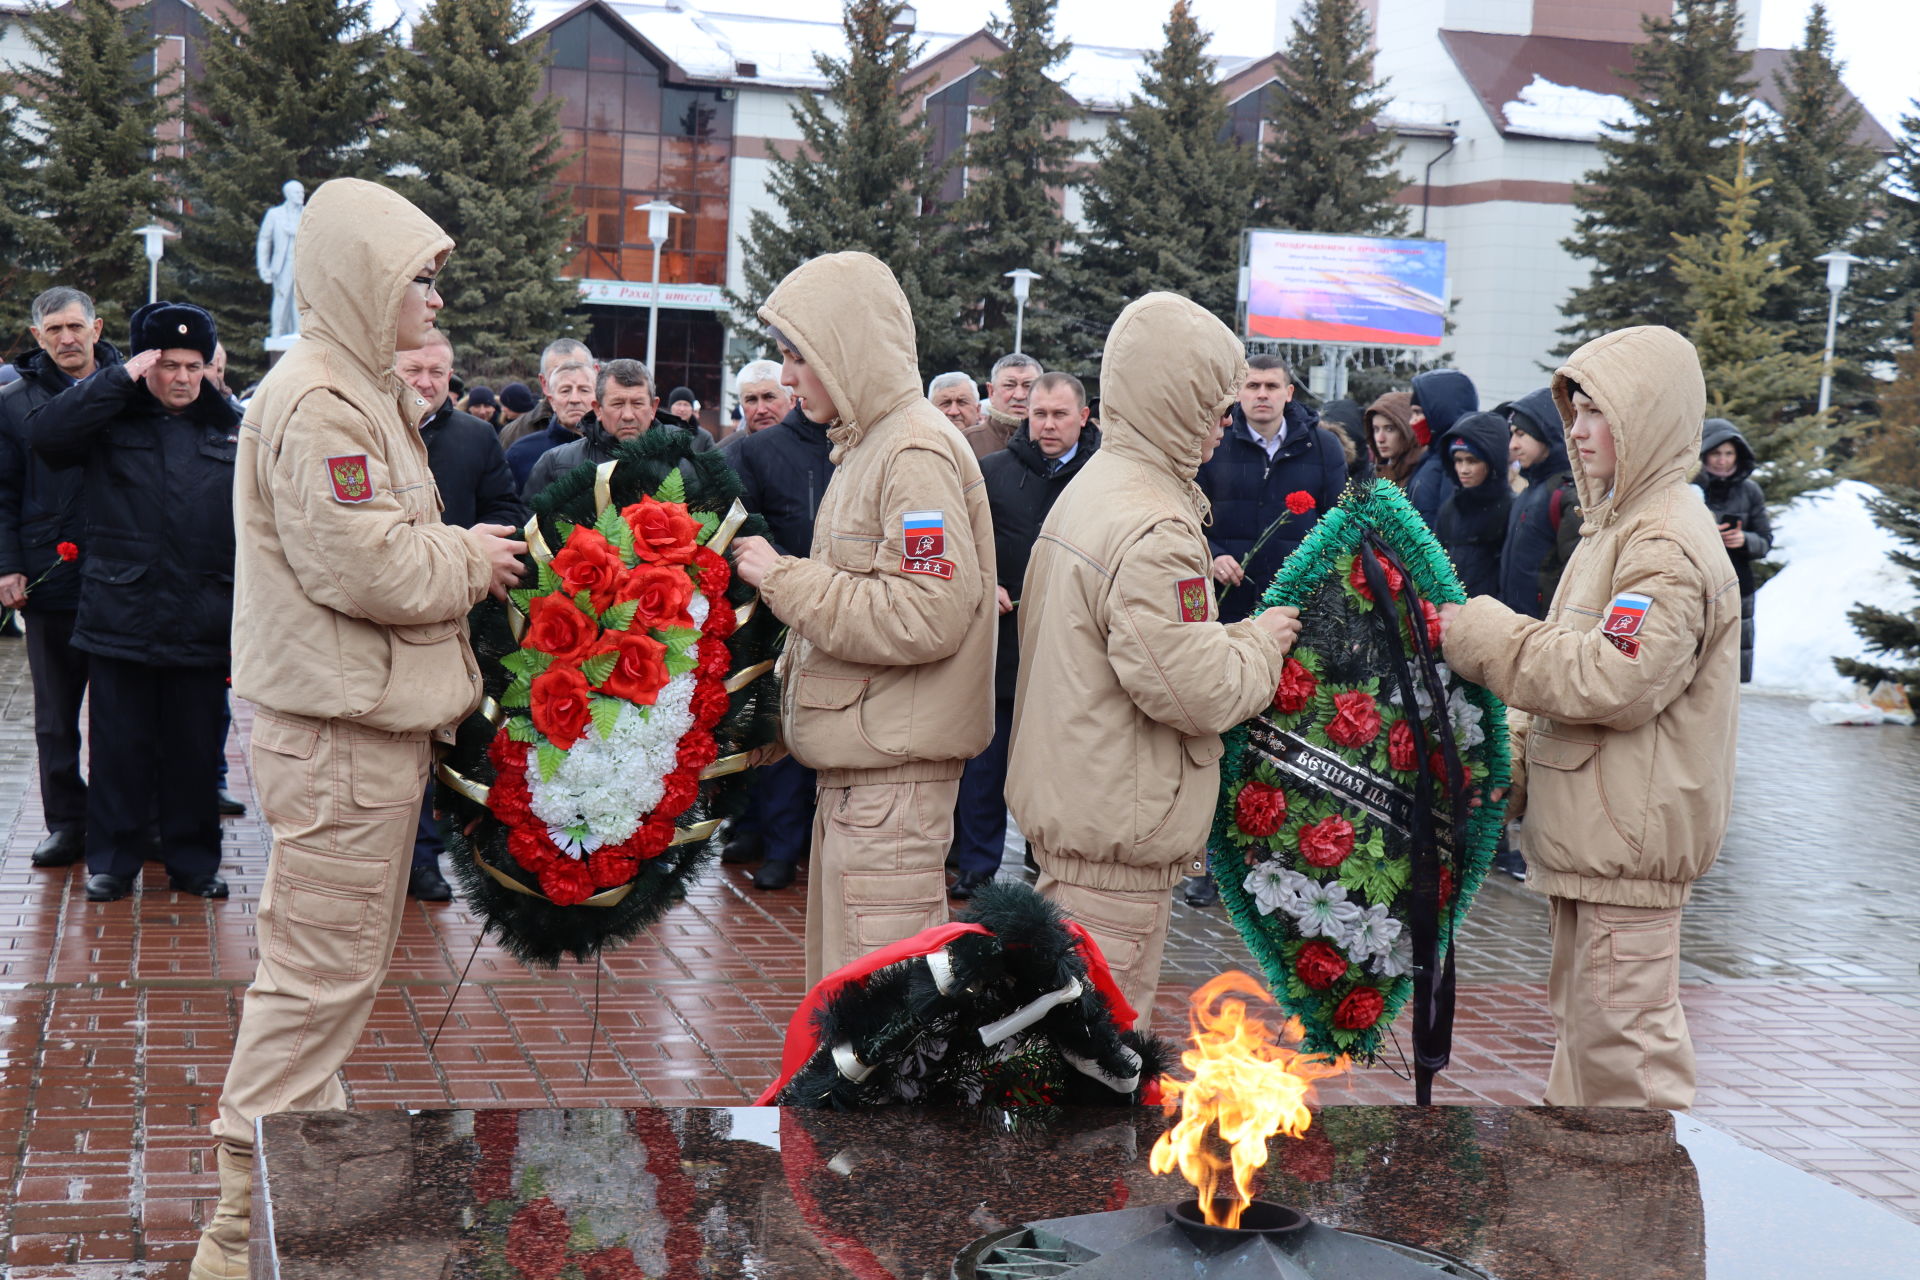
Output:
(1750, 479), (1918, 698)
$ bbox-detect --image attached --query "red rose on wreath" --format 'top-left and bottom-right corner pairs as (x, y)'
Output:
(1234, 781), (1287, 837)
(1273, 658), (1317, 714)
(1334, 986), (1385, 1030)
(506, 1197), (570, 1280)
(1408, 598), (1442, 649)
(1295, 940), (1349, 990)
(1298, 814), (1356, 867)
(615, 562), (695, 631)
(530, 662), (594, 748)
(1286, 490), (1317, 515)
(1348, 551), (1405, 602)
(524, 595), (600, 664)
(1387, 719), (1417, 772)
(551, 528), (627, 613)
(1325, 690), (1382, 748)
(594, 630), (671, 705)
(624, 496), (701, 565)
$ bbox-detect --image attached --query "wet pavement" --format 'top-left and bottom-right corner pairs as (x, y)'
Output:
(0, 634), (1914, 1275)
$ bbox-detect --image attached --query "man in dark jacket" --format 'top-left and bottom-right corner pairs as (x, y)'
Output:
(1694, 419), (1771, 682)
(1435, 411), (1512, 598)
(504, 356), (596, 488)
(1405, 368), (1479, 528)
(498, 337), (591, 449)
(951, 372), (1099, 899)
(519, 359), (711, 499)
(1197, 354), (1346, 625)
(27, 301), (240, 902)
(1496, 386), (1574, 619)
(0, 287), (111, 869)
(395, 333), (527, 900)
(720, 395), (837, 889)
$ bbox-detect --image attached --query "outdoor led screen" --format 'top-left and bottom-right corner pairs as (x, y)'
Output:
(1241, 229), (1448, 347)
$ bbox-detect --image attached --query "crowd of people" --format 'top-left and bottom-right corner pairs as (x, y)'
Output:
(0, 180), (1756, 1280)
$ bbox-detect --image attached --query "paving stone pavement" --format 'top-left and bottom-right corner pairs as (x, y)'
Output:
(0, 633), (1914, 1276)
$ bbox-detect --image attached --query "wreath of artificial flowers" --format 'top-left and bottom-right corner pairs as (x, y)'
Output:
(1210, 481), (1510, 1073)
(437, 428), (782, 966)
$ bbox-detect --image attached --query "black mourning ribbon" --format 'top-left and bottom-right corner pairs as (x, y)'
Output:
(1356, 535), (1468, 1105)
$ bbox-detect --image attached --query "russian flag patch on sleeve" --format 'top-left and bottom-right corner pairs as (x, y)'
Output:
(1603, 591), (1652, 638)
(902, 510), (945, 560)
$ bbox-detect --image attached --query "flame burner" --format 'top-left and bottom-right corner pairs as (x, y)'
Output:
(954, 1198), (1491, 1279)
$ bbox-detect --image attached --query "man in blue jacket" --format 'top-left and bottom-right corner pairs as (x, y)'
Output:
(1405, 368), (1479, 528)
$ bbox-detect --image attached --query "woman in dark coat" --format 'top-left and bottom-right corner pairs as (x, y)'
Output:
(1693, 419), (1771, 682)
(1434, 411), (1512, 598)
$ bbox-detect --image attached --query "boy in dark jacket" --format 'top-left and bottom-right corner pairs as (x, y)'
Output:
(1434, 411), (1511, 597)
(1693, 419), (1771, 682)
(1405, 368), (1479, 528)
(1497, 387), (1575, 619)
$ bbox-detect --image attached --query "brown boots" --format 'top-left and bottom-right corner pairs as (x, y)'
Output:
(189, 1144), (252, 1280)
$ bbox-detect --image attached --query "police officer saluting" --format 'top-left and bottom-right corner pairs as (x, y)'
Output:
(27, 301), (241, 902)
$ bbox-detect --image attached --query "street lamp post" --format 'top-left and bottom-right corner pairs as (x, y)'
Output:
(635, 199), (685, 374)
(1004, 268), (1040, 355)
(1814, 249), (1862, 417)
(131, 224), (177, 306)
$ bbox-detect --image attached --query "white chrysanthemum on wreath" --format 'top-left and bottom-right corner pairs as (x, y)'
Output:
(1286, 878), (1361, 944)
(1372, 931), (1414, 978)
(1345, 902), (1402, 963)
(1445, 683), (1485, 750)
(1244, 861), (1313, 917)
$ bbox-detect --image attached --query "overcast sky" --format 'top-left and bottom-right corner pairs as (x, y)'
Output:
(375, 0), (1914, 139)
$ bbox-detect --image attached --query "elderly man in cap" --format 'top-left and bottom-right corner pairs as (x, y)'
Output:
(27, 301), (243, 902)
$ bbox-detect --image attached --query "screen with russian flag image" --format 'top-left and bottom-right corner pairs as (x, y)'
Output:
(1241, 229), (1448, 347)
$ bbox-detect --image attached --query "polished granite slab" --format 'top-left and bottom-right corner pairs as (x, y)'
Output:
(251, 1103), (1920, 1279)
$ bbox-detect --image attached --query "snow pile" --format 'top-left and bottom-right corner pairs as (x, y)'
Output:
(1751, 480), (1918, 698)
(1500, 75), (1632, 141)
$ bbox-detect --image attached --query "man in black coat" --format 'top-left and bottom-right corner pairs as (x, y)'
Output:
(1405, 368), (1479, 528)
(1495, 387), (1574, 619)
(28, 301), (241, 902)
(720, 395), (836, 890)
(1197, 354), (1347, 625)
(520, 359), (711, 500)
(0, 287), (112, 869)
(395, 333), (527, 900)
(950, 372), (1100, 899)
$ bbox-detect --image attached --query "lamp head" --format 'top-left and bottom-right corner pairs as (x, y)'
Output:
(636, 199), (686, 247)
(133, 223), (177, 264)
(1815, 250), (1862, 294)
(1004, 267), (1040, 304)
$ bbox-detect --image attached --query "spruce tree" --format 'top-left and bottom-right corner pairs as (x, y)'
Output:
(379, 0), (580, 378)
(1670, 147), (1827, 504)
(174, 0), (394, 383)
(10, 0), (171, 336)
(1560, 0), (1753, 346)
(1835, 425), (1920, 697)
(1259, 0), (1405, 238)
(950, 0), (1082, 371)
(0, 89), (59, 353)
(1073, 1), (1256, 333)
(1751, 3), (1906, 402)
(736, 0), (958, 375)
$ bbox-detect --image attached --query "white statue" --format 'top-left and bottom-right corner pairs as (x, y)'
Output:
(256, 179), (305, 339)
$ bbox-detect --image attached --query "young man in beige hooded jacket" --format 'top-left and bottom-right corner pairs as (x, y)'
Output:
(1006, 293), (1299, 1025)
(192, 180), (526, 1280)
(731, 252), (995, 989)
(1438, 325), (1739, 1109)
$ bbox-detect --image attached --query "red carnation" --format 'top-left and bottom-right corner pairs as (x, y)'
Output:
(1273, 658), (1317, 715)
(623, 495), (701, 565)
(1348, 551), (1405, 602)
(691, 545), (731, 595)
(505, 1197), (570, 1280)
(1408, 598), (1442, 649)
(703, 595), (738, 640)
(676, 730), (719, 771)
(1295, 941), (1349, 990)
(529, 662), (593, 749)
(635, 812), (677, 858)
(55, 541), (78, 562)
(486, 750), (533, 826)
(1286, 491), (1316, 515)
(658, 768), (699, 817)
(593, 630), (670, 705)
(537, 853), (594, 906)
(614, 562), (695, 631)
(690, 680), (730, 728)
(1439, 863), (1456, 905)
(1334, 986), (1385, 1030)
(1297, 814), (1356, 868)
(1387, 719), (1417, 772)
(524, 595), (600, 665)
(1234, 781), (1287, 837)
(1325, 690), (1382, 748)
(578, 1248), (649, 1280)
(550, 527), (627, 614)
(589, 850), (638, 888)
(697, 635), (731, 678)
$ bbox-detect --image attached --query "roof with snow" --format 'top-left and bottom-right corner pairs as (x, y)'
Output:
(1439, 29), (1896, 151)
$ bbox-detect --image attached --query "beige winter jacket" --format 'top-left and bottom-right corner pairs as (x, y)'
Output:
(232, 179), (493, 734)
(1443, 326), (1740, 908)
(756, 253), (996, 786)
(1006, 294), (1289, 893)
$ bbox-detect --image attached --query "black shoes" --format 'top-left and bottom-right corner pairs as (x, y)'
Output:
(948, 869), (995, 900)
(719, 828), (764, 865)
(217, 790), (247, 816)
(31, 829), (84, 868)
(750, 859), (797, 891)
(169, 871), (229, 898)
(408, 864), (454, 901)
(1179, 874), (1219, 909)
(86, 873), (134, 902)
